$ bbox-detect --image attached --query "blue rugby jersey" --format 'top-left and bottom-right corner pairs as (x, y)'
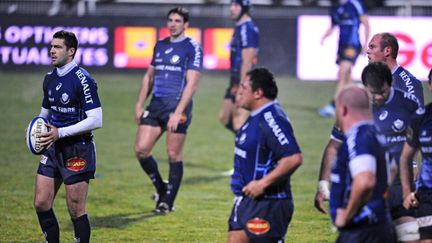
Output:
(373, 88), (424, 185)
(230, 102), (301, 199)
(330, 0), (366, 48)
(330, 122), (392, 226)
(150, 37), (202, 99)
(42, 64), (101, 131)
(392, 66), (424, 106)
(230, 19), (259, 83)
(407, 103), (432, 189)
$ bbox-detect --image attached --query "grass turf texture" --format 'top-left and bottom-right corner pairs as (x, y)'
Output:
(1, 71), (430, 242)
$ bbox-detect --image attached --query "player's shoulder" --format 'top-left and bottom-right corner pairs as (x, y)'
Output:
(184, 37), (202, 49)
(259, 103), (290, 127)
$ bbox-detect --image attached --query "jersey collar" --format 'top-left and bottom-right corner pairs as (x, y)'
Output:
(56, 61), (77, 77)
(251, 100), (276, 117)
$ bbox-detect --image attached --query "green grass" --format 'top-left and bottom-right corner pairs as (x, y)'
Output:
(1, 71), (430, 242)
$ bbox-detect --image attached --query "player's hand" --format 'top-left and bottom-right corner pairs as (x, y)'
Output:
(135, 107), (143, 125)
(314, 191), (328, 214)
(335, 208), (348, 228)
(403, 192), (419, 209)
(39, 123), (58, 148)
(167, 113), (181, 133)
(242, 180), (266, 199)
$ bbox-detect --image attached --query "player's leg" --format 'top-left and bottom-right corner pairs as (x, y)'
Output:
(228, 230), (249, 243)
(134, 125), (166, 202)
(156, 131), (187, 212)
(65, 181), (90, 243)
(34, 174), (62, 243)
(334, 59), (353, 100)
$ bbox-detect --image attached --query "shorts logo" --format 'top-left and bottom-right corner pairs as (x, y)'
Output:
(66, 157), (87, 171)
(180, 112), (187, 124)
(143, 110), (149, 118)
(246, 217), (270, 235)
(40, 155), (48, 165)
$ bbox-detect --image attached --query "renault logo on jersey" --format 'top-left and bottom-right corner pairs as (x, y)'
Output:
(61, 93), (70, 104)
(392, 119), (405, 132)
(170, 55), (180, 64)
(379, 110), (388, 120)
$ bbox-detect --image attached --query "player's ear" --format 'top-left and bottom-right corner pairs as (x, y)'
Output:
(68, 47), (76, 58)
(254, 88), (263, 98)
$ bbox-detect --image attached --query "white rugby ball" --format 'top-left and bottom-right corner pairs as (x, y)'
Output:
(26, 117), (49, 155)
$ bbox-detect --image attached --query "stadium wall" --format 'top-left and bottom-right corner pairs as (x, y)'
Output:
(0, 15), (297, 75)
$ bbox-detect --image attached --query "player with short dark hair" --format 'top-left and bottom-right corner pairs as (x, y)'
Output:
(400, 69), (432, 242)
(319, 0), (370, 117)
(219, 0), (259, 133)
(34, 30), (103, 243)
(134, 7), (202, 214)
(227, 67), (302, 243)
(330, 85), (396, 242)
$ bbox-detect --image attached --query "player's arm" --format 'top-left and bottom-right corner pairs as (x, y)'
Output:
(400, 142), (419, 209)
(240, 47), (257, 82)
(335, 154), (376, 228)
(360, 15), (370, 53)
(167, 69), (200, 132)
(135, 67), (155, 124)
(314, 138), (342, 214)
(320, 23), (335, 45)
(242, 153), (303, 199)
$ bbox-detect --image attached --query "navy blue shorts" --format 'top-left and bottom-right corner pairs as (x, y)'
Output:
(336, 45), (361, 65)
(388, 184), (416, 220)
(416, 187), (432, 240)
(140, 96), (193, 134)
(228, 196), (293, 241)
(336, 222), (396, 243)
(37, 136), (96, 185)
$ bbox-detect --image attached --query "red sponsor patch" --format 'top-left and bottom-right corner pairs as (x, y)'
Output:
(66, 157), (87, 171)
(246, 217), (270, 235)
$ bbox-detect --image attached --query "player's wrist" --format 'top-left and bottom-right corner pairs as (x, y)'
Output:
(318, 180), (330, 199)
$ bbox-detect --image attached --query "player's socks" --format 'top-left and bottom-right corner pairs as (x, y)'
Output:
(72, 214), (90, 243)
(139, 156), (165, 194)
(36, 208), (60, 243)
(166, 161), (183, 208)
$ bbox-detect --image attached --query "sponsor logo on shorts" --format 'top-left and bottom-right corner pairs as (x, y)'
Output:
(246, 217), (270, 235)
(66, 157), (87, 171)
(40, 155), (48, 165)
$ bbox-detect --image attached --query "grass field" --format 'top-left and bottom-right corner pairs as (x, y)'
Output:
(1, 71), (430, 242)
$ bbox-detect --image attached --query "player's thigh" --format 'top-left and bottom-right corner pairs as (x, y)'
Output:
(34, 174), (62, 210)
(228, 230), (249, 243)
(166, 132), (186, 161)
(65, 181), (89, 217)
(135, 125), (163, 152)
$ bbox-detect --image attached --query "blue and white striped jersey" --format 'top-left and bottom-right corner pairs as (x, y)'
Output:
(330, 122), (392, 226)
(230, 19), (259, 83)
(151, 37), (202, 99)
(230, 102), (301, 199)
(42, 63), (101, 132)
(330, 0), (366, 48)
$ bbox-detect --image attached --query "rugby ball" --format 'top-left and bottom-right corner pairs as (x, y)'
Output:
(26, 117), (49, 155)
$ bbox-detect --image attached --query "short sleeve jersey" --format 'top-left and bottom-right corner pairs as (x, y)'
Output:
(230, 102), (301, 199)
(330, 122), (392, 226)
(150, 37), (202, 99)
(42, 65), (101, 132)
(330, 0), (366, 48)
(407, 103), (432, 189)
(230, 20), (259, 83)
(373, 88), (424, 184)
(392, 66), (424, 106)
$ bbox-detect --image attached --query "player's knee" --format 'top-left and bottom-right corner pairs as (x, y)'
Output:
(34, 197), (51, 212)
(395, 221), (420, 242)
(167, 149), (181, 162)
(134, 143), (151, 159)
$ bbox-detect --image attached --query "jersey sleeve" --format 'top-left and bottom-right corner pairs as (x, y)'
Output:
(76, 69), (102, 112)
(186, 40), (203, 71)
(41, 75), (50, 109)
(150, 41), (159, 67)
(240, 24), (259, 49)
(262, 111), (301, 160)
(330, 125), (345, 142)
(351, 0), (366, 16)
